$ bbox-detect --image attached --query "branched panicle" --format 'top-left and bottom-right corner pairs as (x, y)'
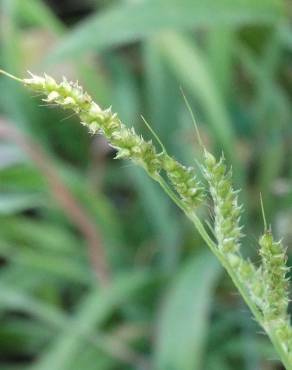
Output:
(202, 150), (242, 255)
(2, 69), (292, 368)
(259, 229), (290, 320)
(23, 73), (204, 207)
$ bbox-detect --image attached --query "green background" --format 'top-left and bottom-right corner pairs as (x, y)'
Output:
(0, 0), (291, 369)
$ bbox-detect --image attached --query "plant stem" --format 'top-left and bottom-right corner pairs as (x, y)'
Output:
(0, 69), (23, 82)
(152, 174), (291, 369)
(266, 327), (292, 370)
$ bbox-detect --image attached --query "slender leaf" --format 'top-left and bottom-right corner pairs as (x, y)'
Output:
(45, 0), (283, 63)
(154, 251), (221, 370)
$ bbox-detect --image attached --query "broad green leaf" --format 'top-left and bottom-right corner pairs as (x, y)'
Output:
(143, 40), (182, 153)
(206, 29), (235, 98)
(0, 165), (45, 191)
(15, 0), (64, 35)
(45, 0), (283, 63)
(0, 217), (83, 254)
(156, 32), (235, 160)
(154, 251), (221, 370)
(0, 265), (56, 292)
(66, 344), (112, 370)
(30, 270), (154, 370)
(0, 283), (66, 328)
(0, 192), (43, 214)
(0, 242), (91, 284)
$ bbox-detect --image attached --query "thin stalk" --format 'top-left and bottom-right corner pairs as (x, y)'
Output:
(0, 69), (22, 82)
(152, 174), (188, 213)
(152, 175), (291, 369)
(267, 329), (292, 370)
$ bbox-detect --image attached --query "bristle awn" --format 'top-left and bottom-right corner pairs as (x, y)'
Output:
(180, 87), (203, 148)
(140, 115), (166, 153)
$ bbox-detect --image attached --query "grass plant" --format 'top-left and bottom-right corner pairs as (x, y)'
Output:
(1, 69), (291, 369)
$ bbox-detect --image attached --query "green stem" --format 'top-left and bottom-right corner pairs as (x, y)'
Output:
(152, 174), (291, 369)
(0, 69), (23, 82)
(152, 173), (188, 213)
(266, 326), (292, 370)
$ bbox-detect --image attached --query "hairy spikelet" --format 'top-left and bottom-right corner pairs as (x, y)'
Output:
(23, 72), (204, 208)
(276, 321), (292, 357)
(259, 230), (290, 320)
(24, 73), (161, 174)
(258, 229), (292, 359)
(162, 154), (205, 209)
(202, 150), (242, 255)
(201, 150), (269, 315)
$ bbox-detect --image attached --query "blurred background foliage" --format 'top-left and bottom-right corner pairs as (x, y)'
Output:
(0, 0), (291, 369)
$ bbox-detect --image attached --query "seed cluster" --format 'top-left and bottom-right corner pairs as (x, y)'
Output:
(162, 154), (204, 208)
(23, 73), (203, 209)
(202, 146), (292, 360)
(259, 230), (290, 320)
(259, 230), (292, 357)
(24, 74), (161, 174)
(202, 150), (242, 255)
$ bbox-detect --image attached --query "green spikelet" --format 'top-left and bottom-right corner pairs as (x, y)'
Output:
(258, 228), (292, 361)
(23, 73), (162, 175)
(162, 154), (205, 209)
(259, 229), (290, 320)
(22, 72), (204, 206)
(202, 150), (243, 255)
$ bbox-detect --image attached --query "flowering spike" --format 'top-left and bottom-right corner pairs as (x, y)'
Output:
(259, 229), (290, 320)
(2, 69), (292, 368)
(202, 150), (242, 256)
(162, 154), (205, 209)
(20, 72), (204, 207)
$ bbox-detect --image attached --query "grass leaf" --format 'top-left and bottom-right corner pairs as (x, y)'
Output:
(154, 251), (221, 370)
(45, 0), (283, 63)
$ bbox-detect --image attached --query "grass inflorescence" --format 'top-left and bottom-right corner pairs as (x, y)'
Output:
(1, 69), (292, 369)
